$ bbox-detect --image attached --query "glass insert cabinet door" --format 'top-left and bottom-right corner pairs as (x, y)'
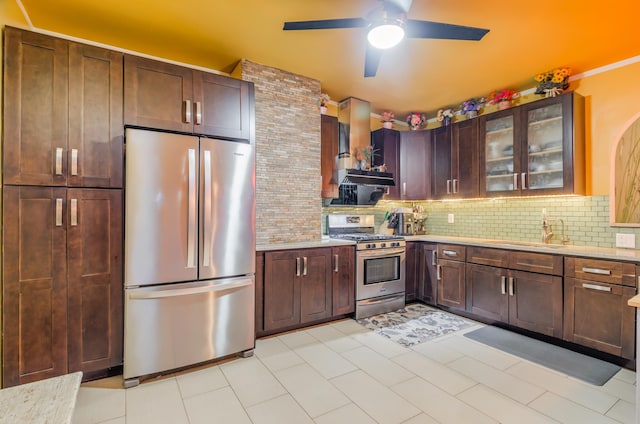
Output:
(526, 102), (564, 190)
(484, 114), (515, 193)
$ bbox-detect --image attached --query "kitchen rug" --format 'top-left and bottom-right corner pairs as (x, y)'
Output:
(356, 304), (476, 347)
(464, 325), (621, 386)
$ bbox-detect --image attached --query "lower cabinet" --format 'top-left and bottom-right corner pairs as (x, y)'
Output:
(331, 246), (355, 316)
(2, 186), (123, 387)
(436, 244), (466, 311)
(263, 248), (333, 332)
(419, 243), (438, 305)
(563, 257), (636, 359)
(405, 242), (420, 302)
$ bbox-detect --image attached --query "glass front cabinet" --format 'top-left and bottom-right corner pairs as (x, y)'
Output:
(479, 92), (585, 197)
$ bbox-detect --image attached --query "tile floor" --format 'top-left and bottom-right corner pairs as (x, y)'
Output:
(72, 317), (637, 424)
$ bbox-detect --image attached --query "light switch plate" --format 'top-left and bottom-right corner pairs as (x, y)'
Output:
(448, 213), (454, 224)
(616, 233), (636, 248)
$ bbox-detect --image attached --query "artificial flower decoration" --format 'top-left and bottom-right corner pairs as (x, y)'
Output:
(486, 89), (519, 105)
(437, 109), (454, 121)
(319, 93), (330, 107)
(534, 67), (571, 97)
(380, 111), (395, 122)
(461, 98), (485, 114)
(406, 112), (426, 130)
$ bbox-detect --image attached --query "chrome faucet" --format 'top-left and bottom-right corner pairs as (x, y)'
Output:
(541, 215), (570, 245)
(556, 218), (570, 245)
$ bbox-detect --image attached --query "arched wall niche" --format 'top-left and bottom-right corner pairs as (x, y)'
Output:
(611, 112), (640, 226)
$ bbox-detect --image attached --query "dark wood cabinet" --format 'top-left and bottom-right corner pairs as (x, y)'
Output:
(431, 120), (478, 199)
(371, 128), (401, 199)
(263, 248), (332, 332)
(331, 246), (355, 316)
(124, 55), (253, 141)
(563, 257), (636, 359)
(437, 244), (466, 311)
(399, 130), (432, 200)
(419, 243), (438, 305)
(2, 186), (123, 387)
(321, 115), (339, 198)
(3, 27), (123, 189)
(255, 251), (264, 333)
(405, 242), (420, 302)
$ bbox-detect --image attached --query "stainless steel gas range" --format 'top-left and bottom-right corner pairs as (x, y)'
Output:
(327, 215), (406, 319)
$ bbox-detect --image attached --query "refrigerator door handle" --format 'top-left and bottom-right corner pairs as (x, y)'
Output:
(203, 150), (212, 267)
(187, 149), (197, 268)
(128, 278), (253, 300)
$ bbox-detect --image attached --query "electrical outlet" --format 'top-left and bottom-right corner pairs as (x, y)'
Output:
(616, 233), (636, 248)
(448, 213), (454, 224)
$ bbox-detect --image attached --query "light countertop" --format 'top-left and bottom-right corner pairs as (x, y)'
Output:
(257, 237), (355, 252)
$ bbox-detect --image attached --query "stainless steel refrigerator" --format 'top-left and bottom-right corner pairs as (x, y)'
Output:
(123, 128), (255, 386)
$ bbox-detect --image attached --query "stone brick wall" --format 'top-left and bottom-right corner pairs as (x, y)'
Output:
(239, 60), (322, 244)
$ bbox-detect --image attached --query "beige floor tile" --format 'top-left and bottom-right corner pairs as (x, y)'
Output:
(342, 346), (414, 387)
(400, 413), (441, 424)
(313, 403), (377, 424)
(612, 367), (637, 385)
(220, 356), (287, 407)
(410, 339), (465, 364)
(601, 376), (636, 403)
(391, 376), (496, 424)
(72, 387), (125, 424)
(529, 391), (621, 424)
(278, 329), (320, 349)
(605, 399), (636, 424)
(295, 342), (358, 379)
(274, 363), (350, 418)
(175, 365), (228, 399)
(183, 386), (252, 424)
(436, 335), (520, 370)
(393, 351), (476, 395)
(246, 394), (314, 424)
(255, 337), (306, 372)
(125, 378), (189, 424)
(351, 331), (410, 358)
(447, 356), (545, 403)
(330, 319), (370, 336)
(305, 324), (363, 353)
(457, 384), (557, 424)
(331, 370), (421, 424)
(97, 418), (125, 424)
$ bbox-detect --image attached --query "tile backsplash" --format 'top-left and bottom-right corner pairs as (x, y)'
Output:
(323, 195), (640, 249)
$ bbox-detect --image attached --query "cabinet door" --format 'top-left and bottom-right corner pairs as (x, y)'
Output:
(437, 259), (466, 311)
(300, 248), (332, 323)
(479, 109), (520, 196)
(371, 128), (401, 199)
(563, 277), (635, 359)
(331, 246), (355, 316)
(321, 115), (339, 198)
(405, 242), (419, 302)
(68, 43), (123, 188)
(420, 244), (438, 305)
(193, 72), (252, 140)
(431, 126), (452, 199)
(3, 28), (69, 186)
(264, 251), (301, 331)
(2, 186), (68, 387)
(400, 130), (431, 199)
(67, 189), (123, 374)
(466, 263), (508, 323)
(124, 55), (193, 133)
(452, 119), (479, 197)
(255, 252), (265, 333)
(509, 270), (563, 338)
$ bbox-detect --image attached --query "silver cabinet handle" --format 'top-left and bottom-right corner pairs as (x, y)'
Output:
(582, 267), (612, 276)
(442, 249), (458, 257)
(453, 179), (458, 194)
(508, 277), (515, 296)
(402, 182), (407, 196)
(184, 99), (192, 123)
(70, 198), (78, 226)
(203, 150), (212, 267)
(303, 257), (308, 276)
(195, 101), (202, 125)
(521, 173), (527, 190)
(187, 149), (197, 268)
(446, 179), (451, 194)
(513, 173), (518, 190)
(55, 198), (63, 226)
(436, 264), (442, 281)
(431, 250), (437, 266)
(582, 283), (612, 292)
(55, 147), (63, 175)
(501, 276), (507, 295)
(334, 254), (339, 273)
(296, 257), (301, 277)
(71, 149), (78, 176)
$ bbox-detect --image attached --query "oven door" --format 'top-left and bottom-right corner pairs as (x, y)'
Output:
(356, 247), (406, 301)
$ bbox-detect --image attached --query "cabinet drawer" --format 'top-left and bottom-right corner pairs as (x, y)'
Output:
(565, 257), (636, 287)
(509, 251), (562, 275)
(438, 244), (465, 262)
(466, 246), (509, 268)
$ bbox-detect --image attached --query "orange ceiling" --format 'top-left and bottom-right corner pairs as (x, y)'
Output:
(13, 0), (640, 119)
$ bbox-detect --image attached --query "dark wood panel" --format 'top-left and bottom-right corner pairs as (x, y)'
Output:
(300, 248), (332, 323)
(405, 242), (419, 302)
(255, 251), (265, 333)
(509, 271), (563, 338)
(399, 130), (431, 199)
(264, 251), (300, 330)
(332, 246), (355, 316)
(437, 259), (466, 311)
(371, 128), (400, 199)
(430, 126), (452, 199)
(452, 118), (479, 197)
(419, 243), (438, 305)
(466, 263), (508, 322)
(437, 244), (466, 262)
(321, 115), (339, 198)
(466, 246), (509, 268)
(509, 251), (562, 275)
(565, 257), (636, 287)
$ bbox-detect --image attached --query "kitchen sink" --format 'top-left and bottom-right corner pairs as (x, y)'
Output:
(497, 240), (567, 249)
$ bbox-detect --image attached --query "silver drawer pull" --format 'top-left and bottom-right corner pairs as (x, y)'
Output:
(508, 277), (515, 296)
(303, 257), (308, 276)
(55, 198), (63, 226)
(55, 147), (63, 175)
(70, 198), (78, 226)
(442, 249), (458, 257)
(334, 254), (339, 273)
(71, 149), (78, 176)
(431, 250), (437, 266)
(582, 283), (612, 292)
(184, 99), (192, 123)
(296, 257), (301, 277)
(582, 267), (612, 276)
(436, 264), (441, 281)
(501, 276), (507, 295)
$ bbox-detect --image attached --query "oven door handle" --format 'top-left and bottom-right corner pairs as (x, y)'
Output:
(357, 247), (405, 258)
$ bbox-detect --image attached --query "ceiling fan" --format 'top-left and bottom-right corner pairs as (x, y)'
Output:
(283, 0), (489, 77)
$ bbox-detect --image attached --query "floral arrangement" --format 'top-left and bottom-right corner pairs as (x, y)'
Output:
(406, 112), (426, 129)
(534, 67), (571, 97)
(380, 111), (395, 122)
(486, 89), (519, 105)
(461, 98), (484, 114)
(437, 109), (454, 121)
(319, 93), (330, 107)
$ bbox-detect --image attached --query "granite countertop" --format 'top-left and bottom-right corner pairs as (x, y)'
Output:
(257, 237), (355, 252)
(0, 371), (82, 424)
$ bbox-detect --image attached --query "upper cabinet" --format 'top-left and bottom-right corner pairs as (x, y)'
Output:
(371, 128), (401, 199)
(124, 55), (253, 141)
(479, 92), (585, 197)
(321, 115), (339, 198)
(3, 27), (123, 188)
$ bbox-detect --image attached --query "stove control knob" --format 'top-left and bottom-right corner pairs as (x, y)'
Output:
(381, 243), (387, 248)
(366, 243), (372, 249)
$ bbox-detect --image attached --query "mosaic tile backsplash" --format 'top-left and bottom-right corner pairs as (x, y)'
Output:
(323, 196), (640, 249)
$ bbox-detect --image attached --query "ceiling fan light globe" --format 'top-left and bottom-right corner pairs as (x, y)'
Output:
(367, 24), (404, 49)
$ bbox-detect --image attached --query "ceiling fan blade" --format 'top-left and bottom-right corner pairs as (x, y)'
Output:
(283, 18), (367, 31)
(364, 45), (384, 77)
(385, 0), (413, 14)
(405, 20), (489, 41)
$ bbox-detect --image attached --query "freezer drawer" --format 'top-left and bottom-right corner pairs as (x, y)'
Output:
(124, 276), (255, 381)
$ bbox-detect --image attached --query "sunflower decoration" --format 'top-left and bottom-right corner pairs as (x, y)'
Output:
(534, 67), (571, 97)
